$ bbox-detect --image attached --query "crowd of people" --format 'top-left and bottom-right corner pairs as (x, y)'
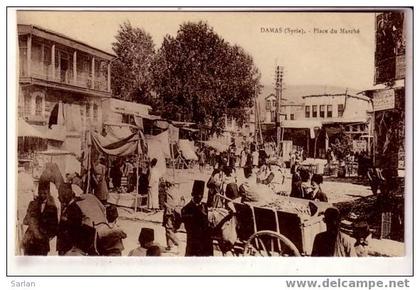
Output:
(20, 139), (372, 258)
(90, 156), (162, 211)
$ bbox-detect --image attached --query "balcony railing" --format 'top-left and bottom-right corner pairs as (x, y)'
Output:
(22, 60), (109, 92)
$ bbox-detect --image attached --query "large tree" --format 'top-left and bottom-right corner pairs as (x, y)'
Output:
(111, 22), (155, 104)
(151, 21), (261, 134)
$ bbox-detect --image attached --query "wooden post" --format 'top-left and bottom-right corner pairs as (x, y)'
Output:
(107, 62), (111, 92)
(91, 57), (95, 89)
(86, 137), (91, 194)
(27, 34), (32, 76)
(306, 129), (310, 155)
(51, 44), (55, 79)
(135, 150), (140, 213)
(73, 50), (77, 84)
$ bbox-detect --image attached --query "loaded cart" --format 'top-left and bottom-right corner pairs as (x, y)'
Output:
(211, 195), (330, 256)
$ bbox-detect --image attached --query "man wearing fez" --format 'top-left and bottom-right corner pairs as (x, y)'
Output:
(181, 180), (213, 256)
(21, 180), (58, 255)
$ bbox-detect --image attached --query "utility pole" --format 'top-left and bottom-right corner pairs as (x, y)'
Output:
(275, 65), (284, 148)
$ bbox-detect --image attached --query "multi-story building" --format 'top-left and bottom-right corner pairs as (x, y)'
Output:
(18, 24), (114, 156)
(301, 93), (373, 157)
(360, 11), (407, 175)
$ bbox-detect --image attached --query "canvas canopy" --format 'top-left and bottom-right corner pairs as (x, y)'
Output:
(91, 131), (145, 157)
(18, 119), (45, 138)
(179, 139), (198, 160)
(200, 140), (229, 153)
(146, 130), (170, 175)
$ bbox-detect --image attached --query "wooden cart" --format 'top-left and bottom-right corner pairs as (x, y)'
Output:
(213, 195), (329, 256)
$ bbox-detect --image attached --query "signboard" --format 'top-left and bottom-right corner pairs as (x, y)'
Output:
(395, 54), (405, 80)
(373, 89), (395, 111)
(352, 140), (367, 153)
(110, 98), (150, 116)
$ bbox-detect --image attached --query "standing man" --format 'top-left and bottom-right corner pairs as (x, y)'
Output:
(182, 180), (213, 256)
(21, 180), (58, 255)
(56, 184), (83, 255)
(148, 158), (161, 210)
(122, 158), (134, 193)
(93, 157), (109, 204)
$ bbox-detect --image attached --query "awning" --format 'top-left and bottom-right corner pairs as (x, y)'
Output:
(18, 119), (45, 138)
(180, 127), (199, 132)
(199, 140), (229, 152)
(38, 149), (73, 155)
(358, 79), (405, 94)
(281, 120), (322, 129)
(321, 118), (368, 125)
(140, 114), (161, 120)
(104, 123), (134, 140)
(172, 121), (196, 127)
(91, 131), (143, 157)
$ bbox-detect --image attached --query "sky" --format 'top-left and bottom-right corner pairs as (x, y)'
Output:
(16, 10), (376, 91)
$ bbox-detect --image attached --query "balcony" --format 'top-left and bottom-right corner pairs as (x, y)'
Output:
(20, 59), (111, 97)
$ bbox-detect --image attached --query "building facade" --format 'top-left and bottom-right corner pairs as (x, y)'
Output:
(18, 24), (114, 156)
(361, 11), (407, 175)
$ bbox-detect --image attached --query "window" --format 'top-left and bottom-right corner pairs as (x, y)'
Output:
(284, 115), (288, 120)
(312, 105), (317, 118)
(93, 103), (98, 121)
(19, 36), (27, 76)
(35, 96), (43, 116)
(24, 95), (31, 116)
(86, 103), (91, 118)
(122, 114), (130, 124)
(305, 106), (310, 118)
(327, 105), (333, 118)
(266, 100), (270, 111)
(272, 100), (277, 109)
(338, 104), (344, 117)
(271, 111), (276, 122)
(320, 105), (325, 118)
(290, 114), (295, 120)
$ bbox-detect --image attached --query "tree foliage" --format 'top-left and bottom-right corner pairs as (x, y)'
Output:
(111, 22), (156, 105)
(330, 126), (353, 161)
(151, 21), (261, 134)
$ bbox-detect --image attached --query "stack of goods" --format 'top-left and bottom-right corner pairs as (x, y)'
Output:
(260, 196), (312, 216)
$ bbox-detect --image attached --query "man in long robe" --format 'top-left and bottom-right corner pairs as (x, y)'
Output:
(182, 180), (213, 256)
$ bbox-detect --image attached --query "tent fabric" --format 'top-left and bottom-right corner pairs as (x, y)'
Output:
(105, 124), (134, 140)
(146, 131), (169, 175)
(146, 130), (171, 158)
(155, 120), (169, 129)
(134, 116), (143, 129)
(91, 132), (142, 157)
(168, 124), (179, 144)
(200, 140), (229, 153)
(179, 139), (198, 160)
(76, 194), (107, 226)
(18, 119), (45, 138)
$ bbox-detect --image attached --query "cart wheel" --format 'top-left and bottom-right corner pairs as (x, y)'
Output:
(244, 230), (301, 257)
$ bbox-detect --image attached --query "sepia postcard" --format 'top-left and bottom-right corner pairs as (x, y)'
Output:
(6, 7), (413, 276)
